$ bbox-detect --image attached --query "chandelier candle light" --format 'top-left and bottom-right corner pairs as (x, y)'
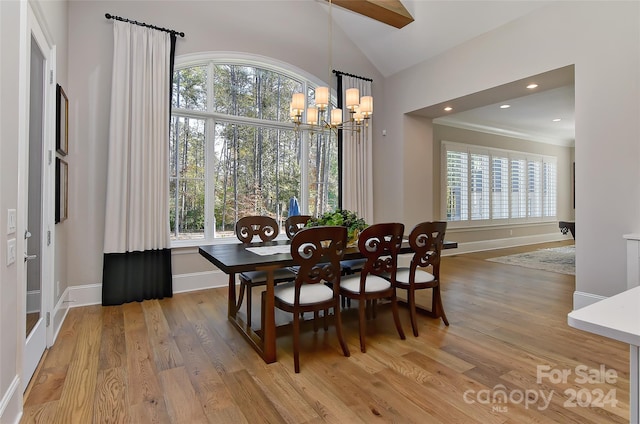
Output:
(290, 86), (373, 132)
(290, 88), (372, 130)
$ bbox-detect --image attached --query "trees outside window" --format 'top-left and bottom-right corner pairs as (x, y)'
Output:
(170, 59), (338, 244)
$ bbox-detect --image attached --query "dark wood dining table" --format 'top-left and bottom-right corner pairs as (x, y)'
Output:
(199, 238), (458, 363)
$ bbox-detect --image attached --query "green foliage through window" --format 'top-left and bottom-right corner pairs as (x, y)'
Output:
(170, 59), (339, 242)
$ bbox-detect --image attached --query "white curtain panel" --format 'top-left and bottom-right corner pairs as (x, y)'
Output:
(341, 75), (374, 224)
(104, 21), (171, 253)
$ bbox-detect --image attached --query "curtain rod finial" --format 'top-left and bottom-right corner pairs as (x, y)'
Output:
(105, 13), (112, 19)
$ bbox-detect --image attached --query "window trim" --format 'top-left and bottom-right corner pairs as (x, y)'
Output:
(176, 52), (328, 91)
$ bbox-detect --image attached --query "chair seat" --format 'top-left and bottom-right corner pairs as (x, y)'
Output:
(340, 274), (391, 294)
(274, 282), (334, 306)
(395, 268), (435, 286)
(240, 268), (297, 284)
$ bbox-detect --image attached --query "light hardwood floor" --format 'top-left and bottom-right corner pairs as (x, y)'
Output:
(21, 240), (629, 423)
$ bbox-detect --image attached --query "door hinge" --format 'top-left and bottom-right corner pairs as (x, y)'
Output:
(49, 70), (54, 84)
(46, 312), (50, 327)
(47, 230), (51, 246)
(48, 150), (52, 165)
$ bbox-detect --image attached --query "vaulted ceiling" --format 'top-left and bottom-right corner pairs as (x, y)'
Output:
(325, 0), (574, 145)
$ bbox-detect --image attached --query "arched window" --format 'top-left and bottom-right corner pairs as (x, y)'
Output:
(170, 55), (338, 245)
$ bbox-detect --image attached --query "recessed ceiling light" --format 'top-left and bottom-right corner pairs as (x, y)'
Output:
(527, 83), (539, 89)
(500, 104), (510, 109)
(444, 106), (453, 112)
(552, 118), (561, 122)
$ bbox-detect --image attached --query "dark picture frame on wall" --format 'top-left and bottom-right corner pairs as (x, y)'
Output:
(56, 84), (68, 156)
(55, 158), (68, 223)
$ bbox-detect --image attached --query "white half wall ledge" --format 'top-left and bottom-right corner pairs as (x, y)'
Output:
(67, 270), (228, 308)
(440, 232), (567, 256)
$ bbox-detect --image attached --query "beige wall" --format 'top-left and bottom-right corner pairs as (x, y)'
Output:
(378, 1), (640, 302)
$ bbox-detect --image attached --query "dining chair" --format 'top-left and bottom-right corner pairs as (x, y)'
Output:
(235, 216), (296, 325)
(284, 215), (311, 239)
(285, 214), (363, 276)
(271, 226), (350, 372)
(394, 221), (449, 336)
(285, 214), (353, 276)
(339, 222), (406, 353)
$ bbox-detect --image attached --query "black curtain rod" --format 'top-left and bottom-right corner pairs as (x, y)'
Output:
(332, 69), (373, 83)
(105, 13), (185, 38)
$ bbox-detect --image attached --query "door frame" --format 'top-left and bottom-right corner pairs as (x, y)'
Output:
(17, 1), (56, 392)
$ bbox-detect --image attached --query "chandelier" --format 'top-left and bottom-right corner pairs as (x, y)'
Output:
(289, 0), (373, 136)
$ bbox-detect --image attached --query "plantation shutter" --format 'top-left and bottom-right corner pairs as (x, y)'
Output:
(543, 159), (557, 217)
(528, 159), (542, 218)
(469, 151), (490, 220)
(491, 156), (509, 220)
(445, 147), (468, 221)
(510, 157), (527, 219)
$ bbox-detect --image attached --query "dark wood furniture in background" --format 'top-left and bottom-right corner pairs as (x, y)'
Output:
(284, 215), (311, 239)
(559, 221), (575, 239)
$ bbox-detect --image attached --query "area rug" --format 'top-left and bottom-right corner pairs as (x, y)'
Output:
(486, 245), (575, 275)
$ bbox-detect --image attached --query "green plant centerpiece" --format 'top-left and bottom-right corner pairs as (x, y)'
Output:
(306, 209), (368, 247)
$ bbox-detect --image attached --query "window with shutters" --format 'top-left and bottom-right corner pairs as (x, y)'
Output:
(442, 141), (557, 226)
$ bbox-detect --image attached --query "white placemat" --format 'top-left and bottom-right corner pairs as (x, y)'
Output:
(245, 245), (291, 256)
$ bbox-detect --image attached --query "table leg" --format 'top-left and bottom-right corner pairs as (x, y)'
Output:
(262, 268), (277, 363)
(228, 272), (237, 318)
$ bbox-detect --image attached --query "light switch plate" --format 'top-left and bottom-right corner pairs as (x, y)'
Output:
(7, 209), (16, 234)
(7, 238), (16, 266)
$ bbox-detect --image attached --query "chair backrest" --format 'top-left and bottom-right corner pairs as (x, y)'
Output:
(284, 215), (311, 239)
(291, 226), (347, 293)
(235, 216), (280, 243)
(358, 222), (405, 279)
(408, 221), (447, 277)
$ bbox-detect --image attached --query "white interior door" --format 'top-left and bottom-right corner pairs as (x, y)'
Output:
(22, 6), (53, 393)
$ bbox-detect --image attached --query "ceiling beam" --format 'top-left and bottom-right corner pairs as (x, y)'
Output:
(328, 0), (414, 29)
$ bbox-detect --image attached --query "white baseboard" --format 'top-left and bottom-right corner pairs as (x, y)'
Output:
(51, 287), (71, 345)
(441, 232), (567, 256)
(0, 376), (21, 424)
(67, 283), (103, 308)
(572, 291), (608, 310)
(67, 235), (569, 308)
(172, 270), (228, 293)
(67, 270), (229, 308)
